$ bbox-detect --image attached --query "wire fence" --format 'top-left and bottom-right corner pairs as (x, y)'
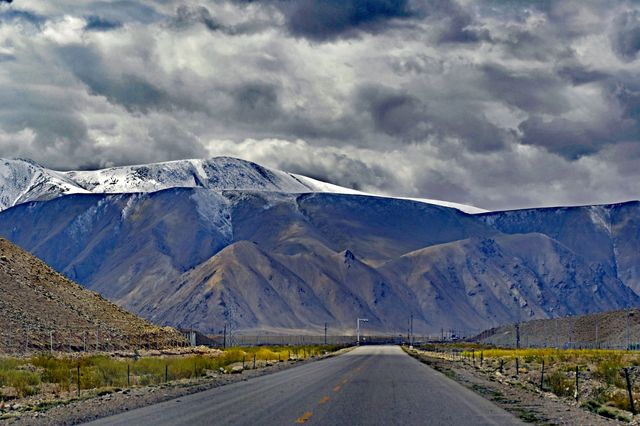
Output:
(0, 324), (188, 356)
(474, 309), (640, 350)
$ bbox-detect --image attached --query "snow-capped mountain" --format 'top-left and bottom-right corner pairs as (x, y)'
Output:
(0, 159), (88, 211)
(0, 157), (486, 214)
(4, 156), (638, 335)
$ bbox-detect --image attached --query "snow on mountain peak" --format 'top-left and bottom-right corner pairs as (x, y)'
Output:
(0, 157), (486, 214)
(0, 158), (88, 211)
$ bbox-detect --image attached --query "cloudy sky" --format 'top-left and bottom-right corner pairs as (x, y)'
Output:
(1, 0), (640, 210)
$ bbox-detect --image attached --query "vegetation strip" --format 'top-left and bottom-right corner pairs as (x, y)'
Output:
(405, 345), (632, 425)
(0, 344), (347, 422)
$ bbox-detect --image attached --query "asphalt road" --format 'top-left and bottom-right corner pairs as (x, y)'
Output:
(85, 346), (524, 426)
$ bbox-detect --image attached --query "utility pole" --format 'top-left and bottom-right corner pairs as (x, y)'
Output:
(515, 323), (520, 349)
(356, 318), (369, 345)
(627, 309), (633, 350)
(223, 323), (227, 349)
(324, 322), (327, 346)
(410, 314), (414, 346)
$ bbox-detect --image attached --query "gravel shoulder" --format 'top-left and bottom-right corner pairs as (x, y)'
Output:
(406, 348), (628, 425)
(2, 348), (353, 425)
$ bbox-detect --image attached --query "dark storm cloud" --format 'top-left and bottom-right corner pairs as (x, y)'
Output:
(171, 5), (221, 32)
(611, 9), (640, 61)
(356, 85), (429, 140)
(355, 84), (508, 152)
(84, 15), (123, 31)
(0, 8), (45, 25)
(424, 0), (488, 43)
(481, 64), (570, 114)
(519, 116), (610, 160)
(57, 45), (203, 114)
(556, 65), (609, 86)
(236, 0), (420, 41)
(232, 82), (280, 122)
(0, 0), (13, 3)
(284, 0), (417, 41)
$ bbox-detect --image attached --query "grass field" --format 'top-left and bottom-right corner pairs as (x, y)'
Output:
(0, 344), (344, 403)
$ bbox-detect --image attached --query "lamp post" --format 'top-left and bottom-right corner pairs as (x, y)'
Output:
(627, 309), (634, 350)
(357, 318), (369, 345)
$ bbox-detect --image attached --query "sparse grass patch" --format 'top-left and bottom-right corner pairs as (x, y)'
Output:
(0, 344), (346, 407)
(424, 343), (640, 422)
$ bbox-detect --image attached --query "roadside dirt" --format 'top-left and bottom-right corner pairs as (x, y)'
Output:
(407, 349), (629, 425)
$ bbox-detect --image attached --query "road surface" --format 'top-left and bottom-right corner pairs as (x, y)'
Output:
(85, 345), (523, 425)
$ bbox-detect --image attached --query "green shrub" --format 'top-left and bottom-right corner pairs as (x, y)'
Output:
(547, 370), (575, 397)
(594, 354), (624, 387)
(0, 370), (40, 397)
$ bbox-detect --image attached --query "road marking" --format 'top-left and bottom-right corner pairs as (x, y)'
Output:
(318, 396), (330, 405)
(332, 385), (341, 393)
(295, 411), (313, 424)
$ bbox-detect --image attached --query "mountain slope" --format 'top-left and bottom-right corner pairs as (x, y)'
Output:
(0, 157), (639, 336)
(479, 202), (640, 293)
(0, 238), (182, 352)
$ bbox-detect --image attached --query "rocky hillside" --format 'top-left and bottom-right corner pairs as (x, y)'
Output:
(474, 307), (640, 350)
(0, 238), (184, 353)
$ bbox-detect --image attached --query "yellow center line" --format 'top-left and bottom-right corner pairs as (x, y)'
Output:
(295, 411), (313, 424)
(294, 363), (368, 423)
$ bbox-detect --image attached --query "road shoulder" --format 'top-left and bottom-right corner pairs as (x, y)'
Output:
(405, 348), (624, 425)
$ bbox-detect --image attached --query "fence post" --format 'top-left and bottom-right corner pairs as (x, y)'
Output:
(480, 351), (483, 367)
(499, 359), (504, 374)
(165, 364), (168, 383)
(575, 365), (579, 401)
(253, 354), (256, 369)
(540, 359), (545, 391)
(624, 368), (636, 415)
(242, 356), (245, 369)
(472, 350), (475, 367)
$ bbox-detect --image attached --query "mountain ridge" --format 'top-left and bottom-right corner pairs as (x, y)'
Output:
(0, 157), (486, 214)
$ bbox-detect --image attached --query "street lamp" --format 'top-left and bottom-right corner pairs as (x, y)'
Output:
(357, 318), (369, 345)
(627, 309), (634, 350)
